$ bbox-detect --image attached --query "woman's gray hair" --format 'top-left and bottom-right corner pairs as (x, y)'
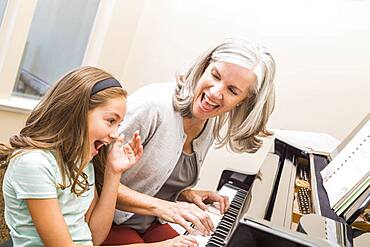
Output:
(173, 38), (276, 153)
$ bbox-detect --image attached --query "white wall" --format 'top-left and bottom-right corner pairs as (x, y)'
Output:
(1, 0), (369, 190)
(120, 0), (370, 189)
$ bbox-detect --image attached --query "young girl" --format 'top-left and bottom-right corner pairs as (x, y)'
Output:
(0, 67), (197, 247)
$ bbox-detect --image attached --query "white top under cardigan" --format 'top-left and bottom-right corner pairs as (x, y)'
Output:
(114, 82), (214, 224)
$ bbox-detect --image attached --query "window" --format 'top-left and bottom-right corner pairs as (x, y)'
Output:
(0, 0), (7, 26)
(12, 0), (100, 99)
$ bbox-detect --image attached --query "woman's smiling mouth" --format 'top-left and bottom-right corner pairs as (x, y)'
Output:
(199, 92), (220, 112)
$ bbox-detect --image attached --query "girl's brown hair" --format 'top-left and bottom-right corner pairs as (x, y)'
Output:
(0, 66), (127, 196)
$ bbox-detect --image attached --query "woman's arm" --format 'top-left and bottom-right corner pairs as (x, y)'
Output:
(116, 184), (214, 236)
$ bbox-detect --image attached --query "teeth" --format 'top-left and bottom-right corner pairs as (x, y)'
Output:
(204, 94), (218, 106)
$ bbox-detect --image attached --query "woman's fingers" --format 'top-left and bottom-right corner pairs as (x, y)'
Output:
(200, 190), (230, 214)
(213, 194), (229, 214)
(179, 202), (214, 235)
(192, 195), (208, 211)
(173, 214), (196, 235)
(222, 195), (230, 214)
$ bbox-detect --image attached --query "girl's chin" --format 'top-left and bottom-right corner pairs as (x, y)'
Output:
(91, 148), (99, 157)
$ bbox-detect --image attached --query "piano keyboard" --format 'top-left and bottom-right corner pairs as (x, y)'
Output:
(187, 184), (248, 247)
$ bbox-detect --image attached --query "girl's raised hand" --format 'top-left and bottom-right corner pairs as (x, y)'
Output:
(106, 131), (143, 174)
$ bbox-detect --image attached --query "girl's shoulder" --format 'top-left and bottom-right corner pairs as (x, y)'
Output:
(5, 149), (60, 187)
(10, 149), (57, 170)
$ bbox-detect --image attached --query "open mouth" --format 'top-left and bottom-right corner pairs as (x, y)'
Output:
(94, 140), (107, 151)
(200, 92), (220, 111)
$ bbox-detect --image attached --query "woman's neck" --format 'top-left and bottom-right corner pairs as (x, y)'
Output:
(183, 117), (207, 139)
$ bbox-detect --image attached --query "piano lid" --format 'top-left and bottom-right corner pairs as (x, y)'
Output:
(273, 129), (340, 156)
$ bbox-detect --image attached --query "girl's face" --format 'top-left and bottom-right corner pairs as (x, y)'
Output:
(87, 96), (126, 158)
(191, 61), (256, 120)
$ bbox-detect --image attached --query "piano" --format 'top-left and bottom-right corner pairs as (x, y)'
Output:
(187, 137), (369, 247)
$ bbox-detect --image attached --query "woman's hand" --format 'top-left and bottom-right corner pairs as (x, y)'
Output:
(160, 235), (198, 247)
(179, 189), (230, 214)
(106, 131), (143, 174)
(156, 200), (214, 236)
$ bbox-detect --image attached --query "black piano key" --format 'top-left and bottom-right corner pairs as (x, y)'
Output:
(221, 219), (233, 227)
(233, 197), (244, 202)
(209, 235), (225, 245)
(215, 231), (228, 238)
(204, 189), (248, 246)
(223, 215), (235, 222)
(228, 207), (239, 214)
(206, 240), (223, 247)
(219, 221), (233, 228)
(217, 225), (230, 232)
(207, 240), (223, 247)
(226, 210), (238, 217)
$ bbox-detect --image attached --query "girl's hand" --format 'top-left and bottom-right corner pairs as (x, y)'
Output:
(161, 235), (199, 247)
(106, 131), (143, 174)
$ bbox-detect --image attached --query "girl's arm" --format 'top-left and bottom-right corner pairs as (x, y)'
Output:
(26, 198), (92, 247)
(86, 170), (122, 244)
(87, 132), (143, 245)
(27, 198), (197, 247)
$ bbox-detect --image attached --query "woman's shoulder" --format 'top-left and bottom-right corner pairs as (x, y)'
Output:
(127, 82), (176, 112)
(129, 82), (175, 101)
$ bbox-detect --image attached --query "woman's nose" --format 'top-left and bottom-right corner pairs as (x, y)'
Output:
(209, 83), (223, 99)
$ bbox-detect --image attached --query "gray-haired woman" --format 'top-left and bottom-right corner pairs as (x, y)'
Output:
(101, 37), (276, 245)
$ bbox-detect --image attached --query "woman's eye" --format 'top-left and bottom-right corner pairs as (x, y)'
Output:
(211, 72), (220, 81)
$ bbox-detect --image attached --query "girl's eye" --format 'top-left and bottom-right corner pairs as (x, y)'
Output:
(108, 119), (116, 125)
(228, 87), (238, 96)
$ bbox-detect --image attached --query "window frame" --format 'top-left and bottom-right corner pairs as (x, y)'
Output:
(0, 0), (39, 112)
(0, 0), (141, 113)
(0, 0), (106, 113)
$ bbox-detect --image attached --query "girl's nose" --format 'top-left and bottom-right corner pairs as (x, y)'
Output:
(109, 131), (119, 140)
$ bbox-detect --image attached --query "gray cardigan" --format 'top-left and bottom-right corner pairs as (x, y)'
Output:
(114, 82), (214, 224)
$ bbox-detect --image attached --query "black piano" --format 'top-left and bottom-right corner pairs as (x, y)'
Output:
(195, 137), (369, 247)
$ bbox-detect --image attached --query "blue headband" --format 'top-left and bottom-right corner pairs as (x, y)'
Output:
(91, 78), (122, 95)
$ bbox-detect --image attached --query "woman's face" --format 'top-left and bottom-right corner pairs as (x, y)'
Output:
(191, 61), (257, 120)
(87, 96), (126, 158)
